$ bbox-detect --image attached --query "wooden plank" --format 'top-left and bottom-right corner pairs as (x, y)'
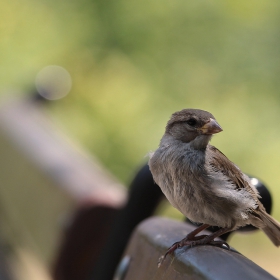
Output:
(0, 98), (126, 205)
(120, 217), (277, 280)
(0, 97), (127, 279)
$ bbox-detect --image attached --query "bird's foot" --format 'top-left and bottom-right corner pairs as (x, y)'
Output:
(192, 235), (230, 249)
(158, 235), (230, 268)
(157, 234), (207, 267)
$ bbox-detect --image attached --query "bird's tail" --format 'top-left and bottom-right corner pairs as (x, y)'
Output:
(260, 211), (280, 247)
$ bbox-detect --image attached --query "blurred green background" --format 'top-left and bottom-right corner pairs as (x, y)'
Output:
(1, 0), (280, 277)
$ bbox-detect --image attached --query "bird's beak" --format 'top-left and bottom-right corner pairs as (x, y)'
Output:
(198, 118), (223, 135)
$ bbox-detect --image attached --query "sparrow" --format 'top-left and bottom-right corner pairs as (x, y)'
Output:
(148, 109), (280, 266)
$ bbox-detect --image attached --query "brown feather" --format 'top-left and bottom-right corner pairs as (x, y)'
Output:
(208, 145), (258, 198)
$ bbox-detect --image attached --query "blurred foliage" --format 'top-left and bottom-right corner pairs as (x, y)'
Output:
(1, 0), (280, 276)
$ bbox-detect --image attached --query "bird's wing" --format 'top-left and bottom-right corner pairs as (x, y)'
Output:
(207, 145), (258, 199)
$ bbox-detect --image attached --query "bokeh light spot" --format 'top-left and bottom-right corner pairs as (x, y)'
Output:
(35, 65), (72, 100)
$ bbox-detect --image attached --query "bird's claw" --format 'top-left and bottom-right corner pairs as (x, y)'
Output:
(158, 241), (180, 267)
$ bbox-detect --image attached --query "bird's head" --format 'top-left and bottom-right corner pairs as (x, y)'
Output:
(165, 109), (223, 149)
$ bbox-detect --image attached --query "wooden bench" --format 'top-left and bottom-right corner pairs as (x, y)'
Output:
(116, 217), (277, 280)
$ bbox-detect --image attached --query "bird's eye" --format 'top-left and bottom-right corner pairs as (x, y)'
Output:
(186, 118), (197, 126)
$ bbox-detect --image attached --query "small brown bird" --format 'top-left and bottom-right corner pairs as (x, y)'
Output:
(149, 109), (280, 266)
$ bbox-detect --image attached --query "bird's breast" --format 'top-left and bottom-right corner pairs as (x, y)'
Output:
(149, 143), (242, 227)
(149, 143), (207, 211)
